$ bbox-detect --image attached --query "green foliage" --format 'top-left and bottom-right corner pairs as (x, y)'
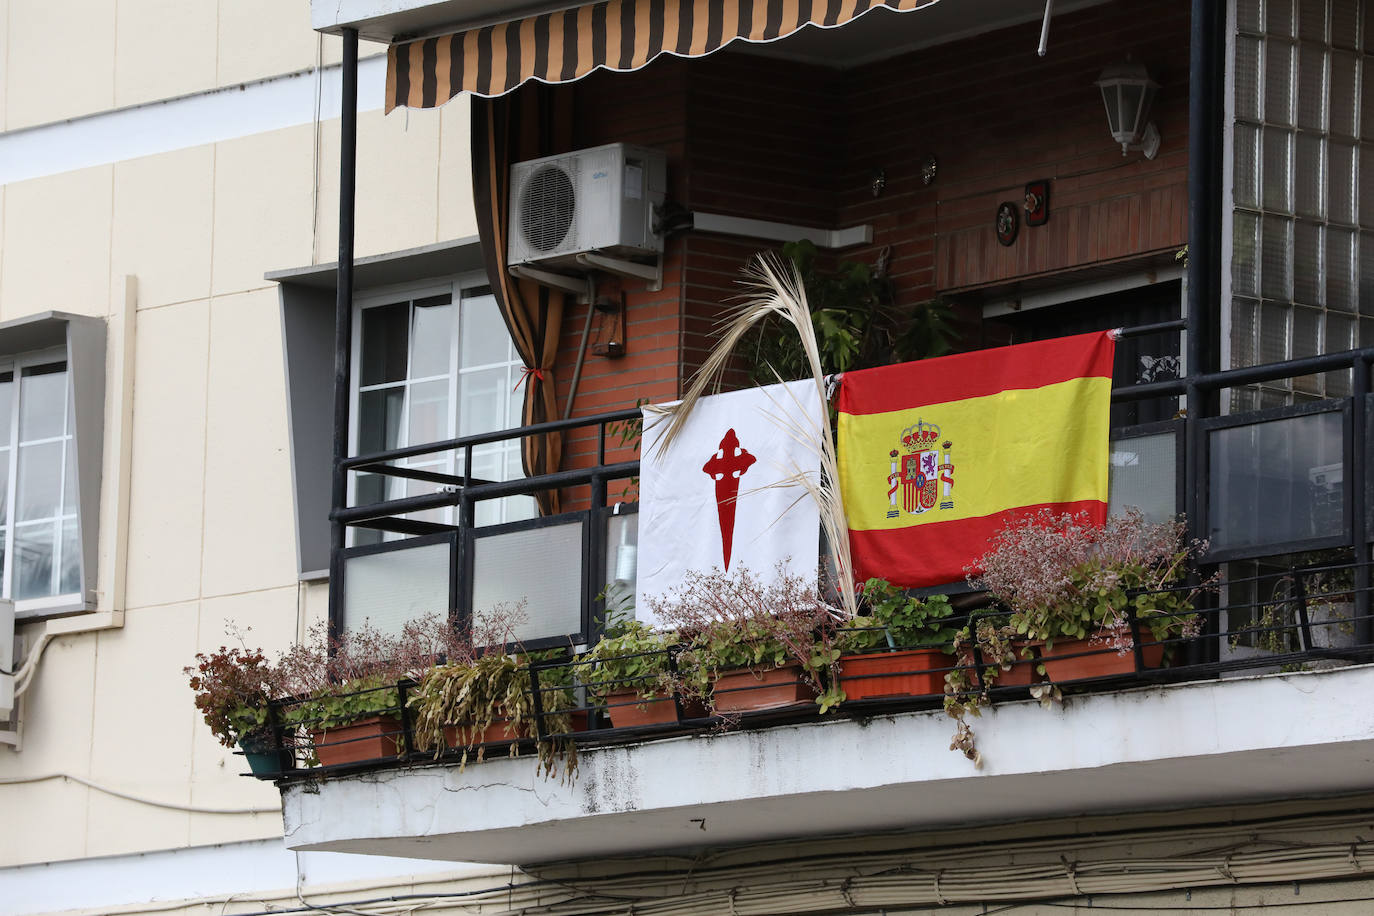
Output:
(185, 646), (277, 748)
(837, 579), (957, 653)
(407, 653), (577, 780)
(741, 239), (954, 383)
(293, 674), (401, 732)
(581, 620), (679, 700)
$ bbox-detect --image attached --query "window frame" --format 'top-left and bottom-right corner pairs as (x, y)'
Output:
(346, 272), (531, 541)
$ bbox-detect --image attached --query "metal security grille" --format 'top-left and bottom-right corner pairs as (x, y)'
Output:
(519, 165), (576, 254)
(1230, 0), (1374, 408)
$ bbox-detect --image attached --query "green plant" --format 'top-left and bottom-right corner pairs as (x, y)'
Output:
(650, 565), (844, 714)
(185, 645), (279, 749)
(740, 239), (954, 383)
(408, 651), (578, 780)
(836, 579), (957, 654)
(973, 509), (1203, 655)
(941, 616), (1030, 768)
(581, 619), (679, 702)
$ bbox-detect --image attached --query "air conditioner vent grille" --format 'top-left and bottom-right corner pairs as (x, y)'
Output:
(520, 164), (576, 253)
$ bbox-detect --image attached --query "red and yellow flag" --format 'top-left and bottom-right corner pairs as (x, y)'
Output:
(836, 331), (1116, 587)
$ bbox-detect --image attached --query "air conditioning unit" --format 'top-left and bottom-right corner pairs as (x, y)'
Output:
(508, 143), (667, 270)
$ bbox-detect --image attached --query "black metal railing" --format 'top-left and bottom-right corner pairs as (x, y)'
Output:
(247, 558), (1374, 781)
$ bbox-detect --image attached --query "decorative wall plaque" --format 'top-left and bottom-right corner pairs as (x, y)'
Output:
(995, 201), (1019, 246)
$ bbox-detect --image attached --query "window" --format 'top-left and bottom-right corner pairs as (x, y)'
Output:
(0, 353), (80, 601)
(348, 276), (535, 545)
(1228, 0), (1374, 407)
(0, 312), (107, 618)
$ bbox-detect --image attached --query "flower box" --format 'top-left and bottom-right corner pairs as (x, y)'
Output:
(838, 648), (952, 700)
(712, 664), (816, 713)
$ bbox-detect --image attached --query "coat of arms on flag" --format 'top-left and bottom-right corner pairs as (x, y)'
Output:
(837, 331), (1116, 588)
(635, 380), (824, 625)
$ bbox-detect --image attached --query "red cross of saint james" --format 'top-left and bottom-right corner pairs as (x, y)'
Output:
(701, 428), (756, 570)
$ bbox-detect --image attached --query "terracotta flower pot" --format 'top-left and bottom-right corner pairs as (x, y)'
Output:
(711, 663), (817, 713)
(838, 648), (953, 700)
(311, 714), (403, 767)
(1038, 627), (1164, 682)
(957, 641), (1040, 689)
(443, 719), (525, 748)
(603, 690), (679, 727)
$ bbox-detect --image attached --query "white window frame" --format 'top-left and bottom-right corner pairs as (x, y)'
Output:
(0, 346), (83, 615)
(347, 273), (531, 538)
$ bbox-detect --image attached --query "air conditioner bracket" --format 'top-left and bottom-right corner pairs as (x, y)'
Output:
(575, 253), (663, 292)
(508, 264), (593, 302)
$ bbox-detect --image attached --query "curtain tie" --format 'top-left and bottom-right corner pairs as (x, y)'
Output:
(514, 366), (545, 392)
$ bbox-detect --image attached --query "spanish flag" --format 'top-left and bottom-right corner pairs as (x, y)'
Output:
(836, 331), (1116, 588)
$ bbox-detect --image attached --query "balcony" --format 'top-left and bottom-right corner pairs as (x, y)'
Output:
(258, 342), (1374, 866)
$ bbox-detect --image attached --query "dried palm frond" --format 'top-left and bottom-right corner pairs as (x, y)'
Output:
(650, 253), (857, 618)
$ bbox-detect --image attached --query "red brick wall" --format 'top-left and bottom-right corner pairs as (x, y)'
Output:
(513, 0), (1190, 486)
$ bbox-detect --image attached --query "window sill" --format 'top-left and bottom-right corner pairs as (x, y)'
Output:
(14, 594), (96, 622)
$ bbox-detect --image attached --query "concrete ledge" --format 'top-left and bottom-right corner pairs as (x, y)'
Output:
(282, 665), (1374, 864)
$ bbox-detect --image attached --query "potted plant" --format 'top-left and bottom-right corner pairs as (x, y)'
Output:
(972, 509), (1203, 685)
(186, 645), (291, 777)
(408, 650), (580, 779)
(651, 565), (842, 715)
(581, 619), (689, 728)
(833, 579), (958, 700)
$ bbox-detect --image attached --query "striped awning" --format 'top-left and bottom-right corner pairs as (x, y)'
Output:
(386, 0), (938, 111)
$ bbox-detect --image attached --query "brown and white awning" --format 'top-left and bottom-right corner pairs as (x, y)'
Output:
(385, 0), (938, 111)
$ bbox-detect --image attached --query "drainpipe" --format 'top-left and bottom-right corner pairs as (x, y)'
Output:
(328, 28), (359, 634)
(1185, 0), (1222, 664)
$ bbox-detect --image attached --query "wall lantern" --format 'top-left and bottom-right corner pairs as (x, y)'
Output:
(1095, 59), (1160, 159)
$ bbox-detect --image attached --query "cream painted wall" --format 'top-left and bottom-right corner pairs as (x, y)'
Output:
(4, 1), (343, 133)
(0, 0), (464, 867)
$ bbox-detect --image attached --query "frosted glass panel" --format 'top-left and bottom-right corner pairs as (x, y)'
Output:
(472, 520), (584, 643)
(603, 512), (639, 622)
(1209, 411), (1345, 552)
(1109, 433), (1176, 525)
(344, 541), (451, 638)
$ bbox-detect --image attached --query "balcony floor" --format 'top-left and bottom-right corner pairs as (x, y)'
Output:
(282, 664), (1374, 865)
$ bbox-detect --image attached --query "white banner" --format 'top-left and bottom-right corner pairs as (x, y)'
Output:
(634, 380), (823, 626)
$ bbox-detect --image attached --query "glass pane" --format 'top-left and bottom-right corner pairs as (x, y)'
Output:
(458, 367), (509, 437)
(1261, 216), (1294, 299)
(360, 302), (409, 386)
(460, 292), (512, 368)
(19, 364), (66, 442)
(404, 471), (449, 525)
(407, 379), (450, 446)
(1268, 0), (1297, 37)
(0, 450), (9, 526)
(1235, 123), (1260, 208)
(1361, 144), (1374, 226)
(62, 438), (77, 515)
(1364, 58), (1374, 137)
(14, 522), (55, 600)
(1234, 210), (1260, 297)
(1236, 35), (1262, 121)
(358, 387), (404, 454)
(1265, 40), (1296, 125)
(1209, 411), (1345, 552)
(1294, 132), (1324, 217)
(1232, 297), (1260, 366)
(1292, 307), (1323, 393)
(1109, 433), (1176, 524)
(1362, 231), (1374, 308)
(1293, 220), (1324, 304)
(59, 516), (80, 595)
(1332, 0), (1359, 49)
(1330, 51), (1359, 135)
(1260, 300), (1293, 363)
(603, 512), (639, 620)
(471, 521), (583, 643)
(1299, 0), (1328, 40)
(1327, 225), (1357, 311)
(410, 296), (454, 379)
(1262, 128), (1293, 212)
(354, 471), (400, 509)
(0, 375), (13, 446)
(343, 541), (452, 638)
(1238, 0), (1261, 33)
(508, 372), (524, 429)
(1296, 44), (1327, 128)
(16, 441), (61, 522)
(1329, 139), (1357, 223)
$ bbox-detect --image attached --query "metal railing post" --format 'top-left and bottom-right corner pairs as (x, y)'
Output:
(327, 28), (359, 635)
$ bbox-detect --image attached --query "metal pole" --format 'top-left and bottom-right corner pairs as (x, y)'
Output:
(1185, 0), (1219, 665)
(328, 28), (360, 635)
(1354, 355), (1370, 645)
